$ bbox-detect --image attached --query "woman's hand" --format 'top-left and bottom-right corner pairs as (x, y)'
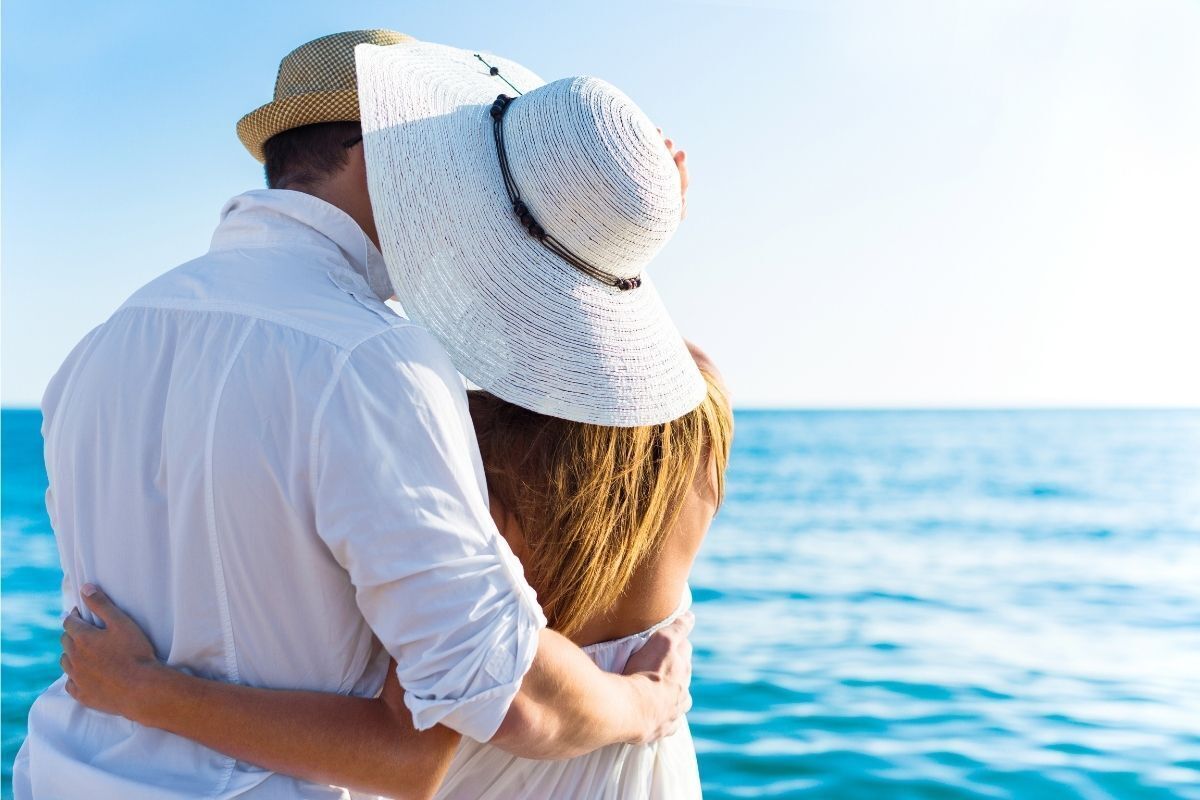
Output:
(61, 584), (165, 722)
(58, 585), (460, 796)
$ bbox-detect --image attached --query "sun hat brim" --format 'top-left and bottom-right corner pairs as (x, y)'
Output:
(236, 89), (362, 163)
(355, 42), (705, 427)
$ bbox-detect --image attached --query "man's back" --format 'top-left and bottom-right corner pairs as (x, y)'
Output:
(15, 190), (523, 798)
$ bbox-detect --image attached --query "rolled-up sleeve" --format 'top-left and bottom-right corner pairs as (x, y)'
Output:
(311, 325), (546, 742)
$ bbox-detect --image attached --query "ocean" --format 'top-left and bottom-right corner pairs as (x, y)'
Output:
(3, 408), (1199, 799)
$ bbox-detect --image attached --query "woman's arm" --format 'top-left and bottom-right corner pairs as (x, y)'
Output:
(61, 588), (460, 800)
(62, 583), (695, 776)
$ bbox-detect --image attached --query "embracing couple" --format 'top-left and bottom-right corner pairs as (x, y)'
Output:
(14, 29), (731, 800)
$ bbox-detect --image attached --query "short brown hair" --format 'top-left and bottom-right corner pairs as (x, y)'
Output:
(262, 121), (361, 190)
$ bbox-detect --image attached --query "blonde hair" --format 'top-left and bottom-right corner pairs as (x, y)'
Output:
(469, 372), (733, 638)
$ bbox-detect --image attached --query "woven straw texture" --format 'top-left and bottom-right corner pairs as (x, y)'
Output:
(237, 29), (413, 162)
(356, 42), (705, 427)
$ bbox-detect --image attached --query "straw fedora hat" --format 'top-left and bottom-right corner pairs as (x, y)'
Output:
(355, 42), (705, 427)
(237, 29), (414, 163)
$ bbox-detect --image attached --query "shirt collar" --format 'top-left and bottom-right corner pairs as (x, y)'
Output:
(211, 189), (395, 302)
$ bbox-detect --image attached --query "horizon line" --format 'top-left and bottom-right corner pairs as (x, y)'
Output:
(2, 404), (1198, 414)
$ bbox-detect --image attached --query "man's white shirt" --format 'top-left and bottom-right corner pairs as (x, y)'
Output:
(14, 189), (546, 799)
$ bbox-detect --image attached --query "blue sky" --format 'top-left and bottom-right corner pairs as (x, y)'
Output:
(3, 0), (1198, 407)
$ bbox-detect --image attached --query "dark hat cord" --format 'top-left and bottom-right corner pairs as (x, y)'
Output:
(478, 54), (642, 292)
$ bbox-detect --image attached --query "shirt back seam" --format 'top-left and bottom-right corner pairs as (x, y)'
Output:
(202, 318), (257, 797)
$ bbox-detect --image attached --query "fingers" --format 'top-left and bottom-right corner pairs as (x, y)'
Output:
(645, 613), (694, 658)
(668, 142), (689, 220)
(658, 128), (679, 157)
(60, 652), (73, 675)
(63, 611), (98, 638)
(658, 686), (693, 739)
(80, 584), (124, 628)
(676, 610), (696, 635)
(63, 605), (102, 636)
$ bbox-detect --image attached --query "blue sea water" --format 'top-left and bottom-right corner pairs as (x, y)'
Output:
(3, 408), (1199, 799)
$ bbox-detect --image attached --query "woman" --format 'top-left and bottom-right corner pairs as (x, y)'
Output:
(62, 355), (731, 799)
(61, 42), (728, 799)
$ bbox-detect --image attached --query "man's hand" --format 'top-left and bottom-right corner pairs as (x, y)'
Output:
(659, 129), (689, 220)
(621, 611), (695, 744)
(489, 611), (696, 759)
(60, 585), (164, 722)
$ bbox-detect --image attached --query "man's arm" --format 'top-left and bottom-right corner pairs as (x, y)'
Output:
(60, 588), (692, 790)
(492, 618), (693, 758)
(314, 327), (694, 751)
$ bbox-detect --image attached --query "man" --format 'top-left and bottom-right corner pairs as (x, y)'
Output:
(15, 29), (693, 799)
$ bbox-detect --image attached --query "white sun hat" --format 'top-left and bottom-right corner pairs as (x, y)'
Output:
(354, 41), (705, 427)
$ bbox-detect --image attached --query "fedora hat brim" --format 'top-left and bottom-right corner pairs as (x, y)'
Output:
(237, 29), (416, 162)
(356, 42), (704, 427)
(236, 89), (361, 163)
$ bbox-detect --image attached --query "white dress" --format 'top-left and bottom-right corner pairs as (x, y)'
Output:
(432, 589), (702, 800)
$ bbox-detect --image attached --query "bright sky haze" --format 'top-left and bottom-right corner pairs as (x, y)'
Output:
(3, 0), (1198, 407)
